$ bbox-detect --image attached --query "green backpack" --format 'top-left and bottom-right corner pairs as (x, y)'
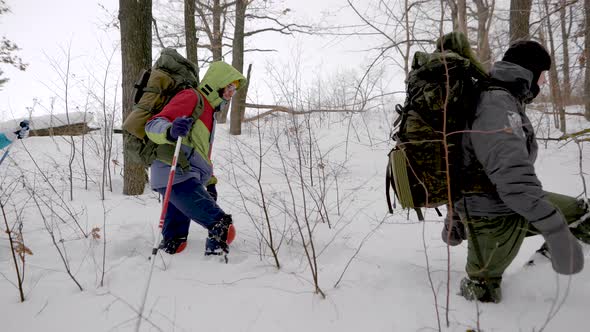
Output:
(122, 48), (201, 168)
(386, 32), (489, 220)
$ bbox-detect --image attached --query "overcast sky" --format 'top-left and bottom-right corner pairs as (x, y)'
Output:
(0, 0), (392, 121)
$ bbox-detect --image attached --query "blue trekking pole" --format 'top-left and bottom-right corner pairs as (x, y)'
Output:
(0, 148), (10, 166)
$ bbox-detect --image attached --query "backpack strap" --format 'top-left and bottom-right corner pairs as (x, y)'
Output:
(192, 89), (205, 119)
(386, 159), (395, 214)
(393, 104), (406, 129)
(171, 89), (205, 171)
(434, 207), (443, 217)
(414, 208), (424, 221)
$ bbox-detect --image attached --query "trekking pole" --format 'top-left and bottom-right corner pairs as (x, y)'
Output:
(135, 136), (183, 332)
(0, 148), (10, 167)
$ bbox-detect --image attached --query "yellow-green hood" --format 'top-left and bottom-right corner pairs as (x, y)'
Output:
(198, 61), (247, 108)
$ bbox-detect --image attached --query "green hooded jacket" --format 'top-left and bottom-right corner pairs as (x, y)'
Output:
(198, 61), (248, 108)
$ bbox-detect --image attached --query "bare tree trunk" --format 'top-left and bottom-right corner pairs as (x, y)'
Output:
(185, 0), (199, 81)
(541, 0), (565, 131)
(457, 0), (467, 34)
(212, 0), (222, 61)
(119, 0), (152, 195)
(211, 0), (227, 123)
(585, 0), (590, 121)
(229, 0), (247, 135)
(474, 0), (494, 71)
(405, 0), (412, 79)
(447, 0), (459, 32)
(509, 0), (532, 42)
(231, 65), (251, 135)
(195, 0), (230, 64)
(559, 0), (571, 104)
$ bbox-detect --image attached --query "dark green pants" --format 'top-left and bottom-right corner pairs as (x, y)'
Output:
(464, 192), (589, 282)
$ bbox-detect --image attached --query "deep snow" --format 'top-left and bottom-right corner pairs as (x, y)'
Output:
(1, 107), (589, 332)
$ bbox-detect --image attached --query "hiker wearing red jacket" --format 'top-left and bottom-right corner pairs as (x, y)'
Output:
(145, 61), (246, 256)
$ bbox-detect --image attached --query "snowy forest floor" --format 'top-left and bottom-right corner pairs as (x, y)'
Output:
(1, 106), (589, 332)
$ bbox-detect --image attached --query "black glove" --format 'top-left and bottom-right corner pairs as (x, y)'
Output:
(14, 120), (30, 139)
(533, 212), (584, 275)
(206, 184), (218, 201)
(167, 117), (194, 141)
(441, 213), (466, 246)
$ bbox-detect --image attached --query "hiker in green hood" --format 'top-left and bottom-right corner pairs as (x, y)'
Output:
(145, 61), (246, 256)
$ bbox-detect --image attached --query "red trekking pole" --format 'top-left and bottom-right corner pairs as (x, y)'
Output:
(136, 136), (183, 332)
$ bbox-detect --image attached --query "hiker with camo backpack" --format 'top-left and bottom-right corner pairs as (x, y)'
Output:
(145, 61), (246, 256)
(442, 40), (590, 303)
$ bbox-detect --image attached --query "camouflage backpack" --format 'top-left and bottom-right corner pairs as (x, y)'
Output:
(122, 48), (202, 168)
(386, 32), (489, 220)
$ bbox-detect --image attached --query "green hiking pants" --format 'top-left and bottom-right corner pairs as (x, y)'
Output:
(464, 192), (589, 282)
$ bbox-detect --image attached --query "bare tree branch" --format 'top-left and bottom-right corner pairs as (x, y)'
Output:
(152, 18), (166, 49)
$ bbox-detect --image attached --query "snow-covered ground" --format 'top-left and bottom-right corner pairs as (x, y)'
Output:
(1, 106), (589, 332)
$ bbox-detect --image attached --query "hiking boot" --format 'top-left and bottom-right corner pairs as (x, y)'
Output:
(205, 214), (232, 256)
(159, 236), (188, 254)
(459, 277), (502, 303)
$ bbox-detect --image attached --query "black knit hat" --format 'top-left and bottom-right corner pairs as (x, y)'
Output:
(502, 40), (551, 97)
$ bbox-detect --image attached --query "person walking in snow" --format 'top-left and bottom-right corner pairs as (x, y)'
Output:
(145, 61), (246, 256)
(441, 40), (590, 303)
(0, 120), (29, 150)
(0, 120), (30, 167)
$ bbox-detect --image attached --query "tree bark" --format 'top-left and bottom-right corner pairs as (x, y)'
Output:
(457, 0), (467, 34)
(447, 0), (459, 33)
(585, 0), (590, 120)
(509, 0), (532, 42)
(559, 0), (571, 104)
(231, 64), (251, 135)
(119, 0), (152, 195)
(229, 0), (247, 135)
(474, 0), (494, 71)
(212, 0), (223, 61)
(210, 0), (227, 123)
(185, 0), (199, 81)
(541, 0), (566, 132)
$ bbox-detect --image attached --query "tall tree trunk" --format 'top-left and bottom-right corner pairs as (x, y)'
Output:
(542, 0), (566, 131)
(405, 0), (412, 79)
(212, 0), (227, 123)
(229, 0), (247, 135)
(509, 0), (532, 42)
(185, 0), (199, 81)
(457, 0), (467, 34)
(194, 0), (226, 63)
(585, 0), (590, 121)
(474, 0), (494, 71)
(559, 0), (571, 104)
(119, 0), (152, 195)
(447, 0), (459, 33)
(212, 0), (222, 61)
(230, 65), (251, 135)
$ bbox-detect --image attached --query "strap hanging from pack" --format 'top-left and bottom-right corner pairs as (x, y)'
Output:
(414, 208), (424, 221)
(386, 161), (395, 213)
(393, 104), (405, 128)
(434, 207), (442, 217)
